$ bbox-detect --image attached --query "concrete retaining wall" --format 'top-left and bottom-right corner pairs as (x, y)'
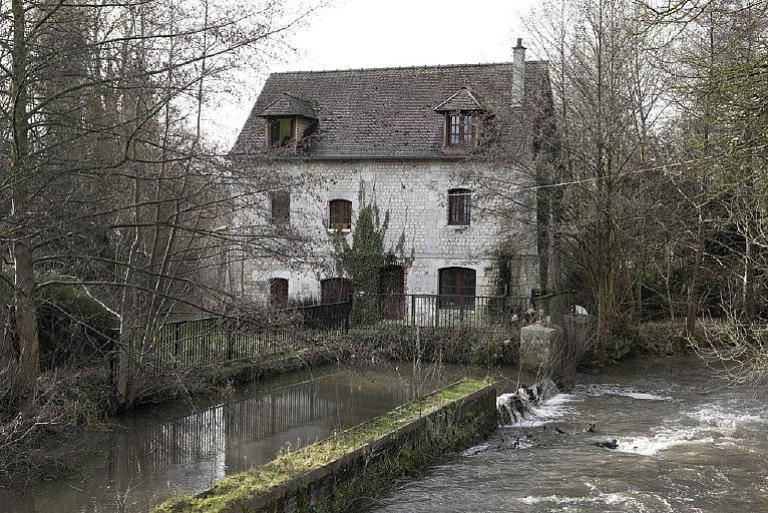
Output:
(155, 381), (496, 513)
(249, 384), (496, 513)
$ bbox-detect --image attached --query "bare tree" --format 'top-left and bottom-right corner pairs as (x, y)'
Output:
(0, 0), (321, 414)
(526, 0), (667, 363)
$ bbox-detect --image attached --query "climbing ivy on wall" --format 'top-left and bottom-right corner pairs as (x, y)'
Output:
(330, 183), (412, 323)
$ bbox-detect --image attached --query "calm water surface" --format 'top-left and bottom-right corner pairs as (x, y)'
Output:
(372, 357), (768, 513)
(1, 363), (495, 513)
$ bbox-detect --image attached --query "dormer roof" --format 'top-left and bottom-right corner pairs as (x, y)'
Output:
(434, 87), (485, 112)
(257, 92), (318, 119)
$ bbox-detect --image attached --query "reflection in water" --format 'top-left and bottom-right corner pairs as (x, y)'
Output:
(1, 364), (485, 513)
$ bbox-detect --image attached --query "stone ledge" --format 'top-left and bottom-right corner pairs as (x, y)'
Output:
(152, 378), (496, 513)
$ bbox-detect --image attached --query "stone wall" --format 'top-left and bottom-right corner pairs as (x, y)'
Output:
(233, 158), (540, 304)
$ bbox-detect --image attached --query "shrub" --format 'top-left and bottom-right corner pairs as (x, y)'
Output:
(341, 325), (518, 366)
(0, 274), (119, 370)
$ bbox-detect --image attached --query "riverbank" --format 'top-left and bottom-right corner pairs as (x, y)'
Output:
(1, 324), (519, 486)
(0, 344), (341, 483)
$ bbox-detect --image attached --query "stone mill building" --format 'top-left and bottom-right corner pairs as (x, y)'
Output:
(229, 41), (559, 317)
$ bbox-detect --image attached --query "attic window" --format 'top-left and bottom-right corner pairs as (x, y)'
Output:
(446, 112), (475, 146)
(269, 117), (295, 148)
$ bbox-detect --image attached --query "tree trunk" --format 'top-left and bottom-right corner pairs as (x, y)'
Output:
(9, 0), (39, 411)
(686, 214), (704, 336)
(12, 240), (38, 409)
(595, 292), (609, 366)
(742, 224), (755, 320)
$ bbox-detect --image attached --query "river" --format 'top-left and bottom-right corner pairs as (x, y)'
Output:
(372, 356), (768, 513)
(3, 357), (765, 513)
(0, 363), (494, 513)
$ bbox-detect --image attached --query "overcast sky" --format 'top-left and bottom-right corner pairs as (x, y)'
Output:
(212, 0), (538, 148)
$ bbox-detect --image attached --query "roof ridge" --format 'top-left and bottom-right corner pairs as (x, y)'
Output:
(269, 60), (548, 76)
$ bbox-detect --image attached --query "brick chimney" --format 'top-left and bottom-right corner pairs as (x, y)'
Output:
(512, 38), (527, 106)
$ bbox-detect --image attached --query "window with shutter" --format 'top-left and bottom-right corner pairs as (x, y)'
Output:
(321, 278), (353, 303)
(328, 199), (352, 230)
(269, 278), (288, 308)
(448, 189), (471, 226)
(270, 191), (290, 225)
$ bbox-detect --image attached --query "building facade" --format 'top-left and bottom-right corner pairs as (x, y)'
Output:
(230, 42), (556, 311)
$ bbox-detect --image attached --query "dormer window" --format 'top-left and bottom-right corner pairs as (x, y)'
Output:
(434, 87), (485, 150)
(257, 92), (318, 151)
(269, 117), (296, 148)
(447, 112), (474, 146)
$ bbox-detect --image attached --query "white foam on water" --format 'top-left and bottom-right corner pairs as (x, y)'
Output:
(622, 391), (672, 401)
(521, 490), (673, 512)
(686, 403), (767, 429)
(460, 443), (490, 456)
(611, 401), (766, 457)
(520, 492), (642, 507)
(574, 384), (672, 401)
(614, 427), (715, 456)
(500, 393), (579, 427)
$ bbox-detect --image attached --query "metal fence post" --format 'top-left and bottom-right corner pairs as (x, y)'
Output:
(411, 294), (416, 326)
(226, 319), (234, 361)
(174, 323), (180, 369)
(344, 296), (352, 333)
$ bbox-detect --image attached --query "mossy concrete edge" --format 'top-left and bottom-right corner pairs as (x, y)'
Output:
(153, 378), (496, 513)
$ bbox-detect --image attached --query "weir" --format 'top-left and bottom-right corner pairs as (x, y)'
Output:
(152, 378), (497, 513)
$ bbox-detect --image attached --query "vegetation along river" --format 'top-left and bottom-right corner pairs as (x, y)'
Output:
(373, 356), (768, 513)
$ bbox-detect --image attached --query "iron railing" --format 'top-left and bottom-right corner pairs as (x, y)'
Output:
(126, 293), (531, 373)
(357, 293), (530, 328)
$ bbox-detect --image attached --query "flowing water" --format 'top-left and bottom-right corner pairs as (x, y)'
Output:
(373, 356), (768, 513)
(1, 364), (491, 513)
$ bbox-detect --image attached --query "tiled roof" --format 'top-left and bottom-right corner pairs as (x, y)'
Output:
(434, 87), (485, 112)
(231, 61), (550, 159)
(257, 92), (318, 119)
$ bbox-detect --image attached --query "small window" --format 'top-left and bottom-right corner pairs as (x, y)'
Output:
(446, 112), (474, 146)
(439, 267), (476, 309)
(448, 189), (471, 226)
(321, 278), (353, 304)
(269, 117), (295, 148)
(270, 191), (290, 225)
(328, 199), (352, 231)
(269, 278), (288, 309)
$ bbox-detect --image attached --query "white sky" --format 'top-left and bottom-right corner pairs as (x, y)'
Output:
(212, 0), (538, 149)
